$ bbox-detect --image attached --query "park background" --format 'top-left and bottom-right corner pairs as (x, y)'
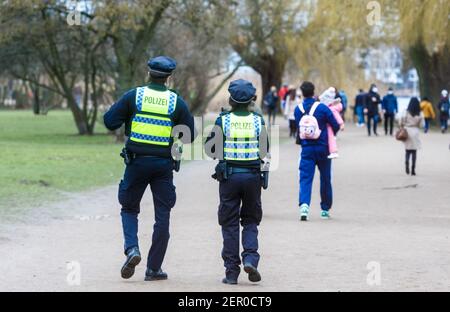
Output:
(0, 0), (450, 292)
(1, 0), (449, 215)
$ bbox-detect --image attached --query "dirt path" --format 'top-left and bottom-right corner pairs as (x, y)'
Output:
(1, 124), (449, 292)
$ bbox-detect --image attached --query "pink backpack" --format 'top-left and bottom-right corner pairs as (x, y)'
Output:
(298, 102), (322, 140)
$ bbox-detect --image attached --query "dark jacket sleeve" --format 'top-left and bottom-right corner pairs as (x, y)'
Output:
(364, 94), (370, 110)
(103, 90), (134, 131)
(294, 105), (302, 127)
(173, 96), (196, 144)
(382, 96), (387, 111)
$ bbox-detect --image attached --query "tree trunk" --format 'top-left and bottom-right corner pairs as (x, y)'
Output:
(32, 85), (40, 115)
(115, 66), (136, 98)
(257, 58), (286, 107)
(64, 92), (90, 135)
(409, 42), (450, 110)
(190, 63), (243, 115)
(71, 104), (90, 135)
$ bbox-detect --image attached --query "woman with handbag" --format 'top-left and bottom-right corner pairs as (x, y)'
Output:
(399, 97), (423, 176)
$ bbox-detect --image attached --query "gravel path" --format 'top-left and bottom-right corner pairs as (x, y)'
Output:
(1, 124), (449, 292)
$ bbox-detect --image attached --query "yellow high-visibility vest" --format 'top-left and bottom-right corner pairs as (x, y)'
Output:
(222, 112), (262, 161)
(130, 87), (177, 146)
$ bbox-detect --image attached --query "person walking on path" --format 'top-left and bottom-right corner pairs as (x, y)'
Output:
(103, 56), (196, 282)
(337, 89), (348, 122)
(364, 84), (382, 136)
(279, 84), (289, 111)
(354, 89), (366, 127)
(284, 88), (301, 138)
(294, 81), (340, 221)
(382, 87), (398, 136)
(264, 86), (279, 126)
(400, 97), (423, 176)
(420, 97), (436, 133)
(205, 79), (268, 285)
(438, 90), (449, 134)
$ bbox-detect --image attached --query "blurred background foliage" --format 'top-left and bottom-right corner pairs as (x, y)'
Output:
(0, 0), (449, 212)
(0, 0), (449, 134)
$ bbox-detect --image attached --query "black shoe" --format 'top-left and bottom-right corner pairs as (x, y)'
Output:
(222, 277), (238, 285)
(243, 263), (261, 283)
(406, 165), (410, 175)
(412, 168), (416, 176)
(145, 268), (168, 281)
(121, 247), (141, 279)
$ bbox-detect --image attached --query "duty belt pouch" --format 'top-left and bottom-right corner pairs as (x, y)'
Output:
(120, 148), (134, 165)
(172, 145), (183, 173)
(261, 161), (270, 190)
(261, 171), (269, 190)
(173, 160), (181, 172)
(212, 162), (228, 182)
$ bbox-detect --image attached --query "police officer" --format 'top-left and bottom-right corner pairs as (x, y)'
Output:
(205, 79), (269, 285)
(104, 56), (195, 281)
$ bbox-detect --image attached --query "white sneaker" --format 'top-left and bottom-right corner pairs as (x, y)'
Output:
(328, 153), (339, 159)
(300, 204), (310, 221)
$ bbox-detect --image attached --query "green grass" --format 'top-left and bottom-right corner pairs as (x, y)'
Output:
(0, 110), (124, 213)
(0, 110), (283, 215)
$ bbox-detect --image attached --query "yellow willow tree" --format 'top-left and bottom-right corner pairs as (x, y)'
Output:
(230, 0), (316, 97)
(309, 0), (450, 106)
(397, 0), (450, 104)
(283, 0), (377, 100)
(287, 29), (369, 95)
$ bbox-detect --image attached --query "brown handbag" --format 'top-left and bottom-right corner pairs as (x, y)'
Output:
(395, 127), (408, 141)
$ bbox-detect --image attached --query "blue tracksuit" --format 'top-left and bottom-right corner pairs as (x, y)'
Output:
(294, 98), (340, 211)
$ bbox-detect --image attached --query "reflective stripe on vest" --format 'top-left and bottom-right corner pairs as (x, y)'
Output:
(130, 87), (177, 146)
(222, 113), (262, 161)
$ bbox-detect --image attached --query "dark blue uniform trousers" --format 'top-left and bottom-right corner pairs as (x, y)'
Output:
(119, 157), (176, 271)
(219, 172), (262, 280)
(299, 145), (333, 211)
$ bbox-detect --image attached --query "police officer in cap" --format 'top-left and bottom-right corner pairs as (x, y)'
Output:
(104, 56), (195, 281)
(205, 79), (269, 285)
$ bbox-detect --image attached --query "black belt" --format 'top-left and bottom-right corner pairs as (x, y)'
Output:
(134, 155), (164, 159)
(227, 167), (260, 175)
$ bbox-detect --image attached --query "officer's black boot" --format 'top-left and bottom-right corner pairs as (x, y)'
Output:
(145, 268), (168, 281)
(121, 247), (141, 279)
(243, 263), (261, 283)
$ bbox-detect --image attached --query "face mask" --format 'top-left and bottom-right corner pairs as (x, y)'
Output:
(388, 91), (393, 95)
(372, 87), (378, 93)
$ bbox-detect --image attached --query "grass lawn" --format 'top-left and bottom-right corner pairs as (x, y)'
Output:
(0, 110), (279, 216)
(0, 110), (124, 213)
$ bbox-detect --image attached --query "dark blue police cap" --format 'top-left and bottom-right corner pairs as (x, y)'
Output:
(147, 56), (177, 77)
(228, 79), (257, 104)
